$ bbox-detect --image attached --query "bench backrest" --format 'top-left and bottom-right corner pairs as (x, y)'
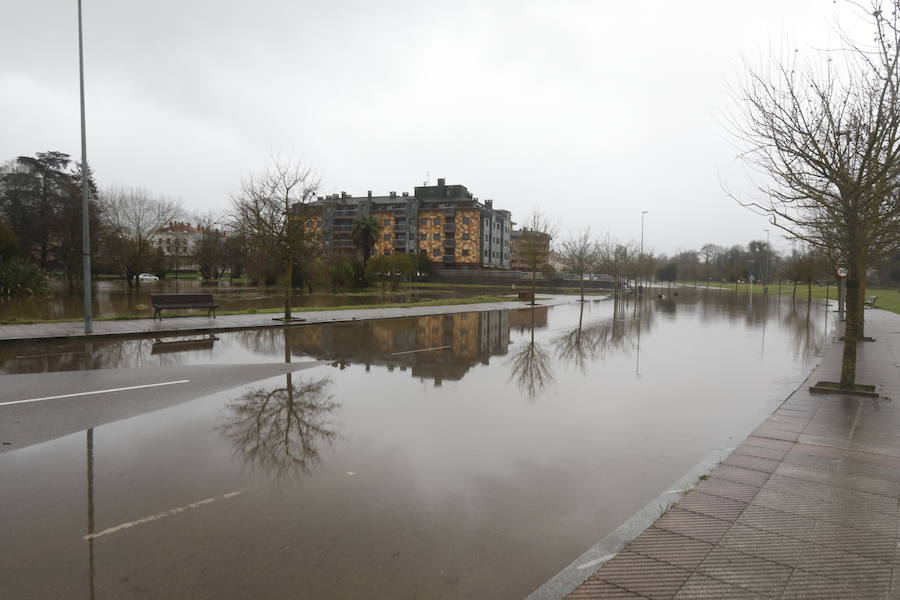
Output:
(149, 293), (215, 305)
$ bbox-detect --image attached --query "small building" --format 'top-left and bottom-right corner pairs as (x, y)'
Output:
(510, 229), (552, 271)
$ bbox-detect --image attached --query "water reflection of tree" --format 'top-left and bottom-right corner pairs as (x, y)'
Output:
(553, 303), (592, 372)
(507, 309), (554, 400)
(220, 374), (339, 479)
(551, 298), (653, 372)
(782, 301), (825, 361)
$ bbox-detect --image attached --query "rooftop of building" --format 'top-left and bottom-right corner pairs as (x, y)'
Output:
(314, 178), (510, 215)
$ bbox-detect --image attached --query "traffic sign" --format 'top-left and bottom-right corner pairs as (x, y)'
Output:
(836, 266), (848, 278)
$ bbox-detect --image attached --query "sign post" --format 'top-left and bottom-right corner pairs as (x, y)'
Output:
(836, 265), (848, 320)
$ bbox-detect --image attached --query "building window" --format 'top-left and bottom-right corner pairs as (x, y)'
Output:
(383, 234), (391, 241)
(484, 250), (489, 257)
(384, 250), (391, 255)
(462, 217), (470, 224)
(383, 219), (390, 226)
(434, 217), (441, 225)
(419, 233), (426, 240)
(432, 248), (441, 257)
(433, 233), (440, 240)
(462, 249), (470, 257)
(462, 233), (469, 240)
(419, 218), (428, 225)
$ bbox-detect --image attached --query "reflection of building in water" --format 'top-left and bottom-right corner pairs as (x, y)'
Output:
(288, 311), (511, 385)
(508, 306), (549, 331)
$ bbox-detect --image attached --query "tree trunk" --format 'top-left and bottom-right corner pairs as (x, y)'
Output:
(531, 269), (536, 306)
(857, 274), (866, 339)
(840, 269), (861, 387)
(285, 258), (293, 320)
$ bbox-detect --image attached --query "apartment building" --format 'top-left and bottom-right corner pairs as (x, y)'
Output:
(313, 178), (512, 269)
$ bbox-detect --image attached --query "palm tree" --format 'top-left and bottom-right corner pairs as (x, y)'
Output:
(352, 215), (383, 266)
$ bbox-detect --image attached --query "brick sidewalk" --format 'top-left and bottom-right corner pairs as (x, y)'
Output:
(567, 309), (900, 599)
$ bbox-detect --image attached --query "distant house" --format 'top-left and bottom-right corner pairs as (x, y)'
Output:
(150, 221), (207, 271)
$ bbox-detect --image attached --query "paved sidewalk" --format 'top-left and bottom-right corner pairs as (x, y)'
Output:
(0, 296), (574, 344)
(564, 309), (900, 599)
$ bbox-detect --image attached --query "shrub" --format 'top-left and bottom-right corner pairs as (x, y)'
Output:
(0, 222), (18, 260)
(0, 256), (49, 296)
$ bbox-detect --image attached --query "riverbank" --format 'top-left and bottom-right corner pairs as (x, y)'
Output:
(0, 294), (515, 325)
(531, 308), (900, 599)
(0, 278), (604, 322)
(0, 295), (576, 344)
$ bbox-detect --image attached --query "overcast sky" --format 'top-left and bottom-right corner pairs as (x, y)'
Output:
(0, 0), (869, 255)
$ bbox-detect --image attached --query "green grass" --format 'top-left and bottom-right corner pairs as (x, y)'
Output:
(682, 281), (900, 315)
(0, 295), (517, 325)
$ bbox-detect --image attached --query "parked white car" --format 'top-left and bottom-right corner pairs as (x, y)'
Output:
(138, 273), (159, 282)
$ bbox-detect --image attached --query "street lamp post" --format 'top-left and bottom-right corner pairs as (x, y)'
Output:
(764, 228), (770, 294)
(640, 210), (648, 288)
(78, 0), (93, 334)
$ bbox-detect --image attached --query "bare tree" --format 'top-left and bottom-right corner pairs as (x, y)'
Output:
(231, 157), (321, 321)
(194, 211), (228, 281)
(559, 227), (595, 301)
(100, 187), (182, 287)
(594, 231), (637, 296)
(516, 208), (557, 306)
(730, 1), (900, 387)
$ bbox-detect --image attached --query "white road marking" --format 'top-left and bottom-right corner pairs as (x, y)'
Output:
(390, 346), (451, 356)
(83, 487), (255, 541)
(0, 379), (191, 407)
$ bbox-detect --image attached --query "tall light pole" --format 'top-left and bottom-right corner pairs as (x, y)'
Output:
(640, 210), (648, 287)
(78, 0), (93, 334)
(763, 228), (770, 294)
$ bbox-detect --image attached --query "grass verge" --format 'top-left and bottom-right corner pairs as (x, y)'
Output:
(680, 282), (900, 315)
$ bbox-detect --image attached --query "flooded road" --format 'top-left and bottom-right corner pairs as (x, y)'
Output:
(0, 289), (832, 599)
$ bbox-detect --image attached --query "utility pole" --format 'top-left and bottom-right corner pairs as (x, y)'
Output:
(78, 0), (93, 334)
(640, 210), (648, 288)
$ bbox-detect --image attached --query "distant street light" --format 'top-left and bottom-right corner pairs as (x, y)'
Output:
(640, 210), (648, 286)
(78, 0), (93, 334)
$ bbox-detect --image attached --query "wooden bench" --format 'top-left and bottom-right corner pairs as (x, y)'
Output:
(517, 291), (535, 301)
(865, 295), (878, 308)
(149, 293), (219, 319)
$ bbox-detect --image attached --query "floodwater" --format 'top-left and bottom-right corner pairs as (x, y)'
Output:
(0, 289), (833, 599)
(0, 279), (472, 321)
